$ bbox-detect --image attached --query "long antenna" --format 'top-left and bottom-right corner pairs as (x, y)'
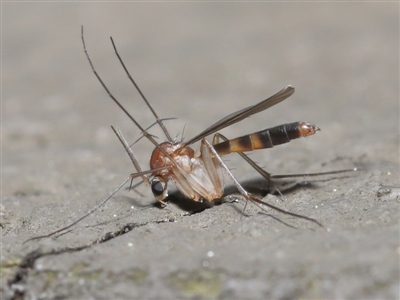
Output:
(25, 28), (175, 243)
(81, 26), (177, 168)
(110, 37), (173, 142)
(81, 26), (159, 147)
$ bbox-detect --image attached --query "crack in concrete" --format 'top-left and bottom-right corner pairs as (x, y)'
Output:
(6, 216), (180, 300)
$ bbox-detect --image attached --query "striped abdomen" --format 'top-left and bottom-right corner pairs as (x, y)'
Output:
(213, 121), (320, 156)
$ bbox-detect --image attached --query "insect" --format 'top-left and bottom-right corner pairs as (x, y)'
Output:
(26, 27), (357, 243)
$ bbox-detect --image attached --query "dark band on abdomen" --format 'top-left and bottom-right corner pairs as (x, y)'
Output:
(213, 121), (320, 156)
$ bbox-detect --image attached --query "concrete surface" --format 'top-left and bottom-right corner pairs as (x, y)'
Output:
(2, 2), (399, 300)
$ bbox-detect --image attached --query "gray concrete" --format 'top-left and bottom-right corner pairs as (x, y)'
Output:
(2, 3), (399, 299)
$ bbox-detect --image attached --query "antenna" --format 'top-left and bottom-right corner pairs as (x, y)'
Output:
(110, 37), (173, 142)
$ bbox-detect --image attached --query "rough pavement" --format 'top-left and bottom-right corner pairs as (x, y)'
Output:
(2, 3), (399, 299)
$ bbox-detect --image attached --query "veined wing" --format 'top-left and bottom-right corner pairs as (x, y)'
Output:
(184, 85), (295, 146)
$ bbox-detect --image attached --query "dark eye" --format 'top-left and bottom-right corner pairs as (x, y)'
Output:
(151, 179), (165, 196)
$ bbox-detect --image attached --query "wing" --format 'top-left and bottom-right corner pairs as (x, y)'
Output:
(184, 85), (295, 146)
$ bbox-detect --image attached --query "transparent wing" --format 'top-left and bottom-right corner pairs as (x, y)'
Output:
(184, 85), (295, 146)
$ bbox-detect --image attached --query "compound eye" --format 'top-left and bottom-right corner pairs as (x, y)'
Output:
(151, 178), (168, 202)
(151, 180), (165, 196)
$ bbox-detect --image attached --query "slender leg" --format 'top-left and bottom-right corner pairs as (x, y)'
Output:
(203, 138), (324, 228)
(212, 133), (272, 183)
(212, 132), (358, 194)
(24, 177), (132, 243)
(111, 126), (150, 187)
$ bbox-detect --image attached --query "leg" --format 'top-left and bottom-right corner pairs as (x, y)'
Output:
(203, 139), (324, 228)
(212, 132), (273, 194)
(111, 126), (150, 188)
